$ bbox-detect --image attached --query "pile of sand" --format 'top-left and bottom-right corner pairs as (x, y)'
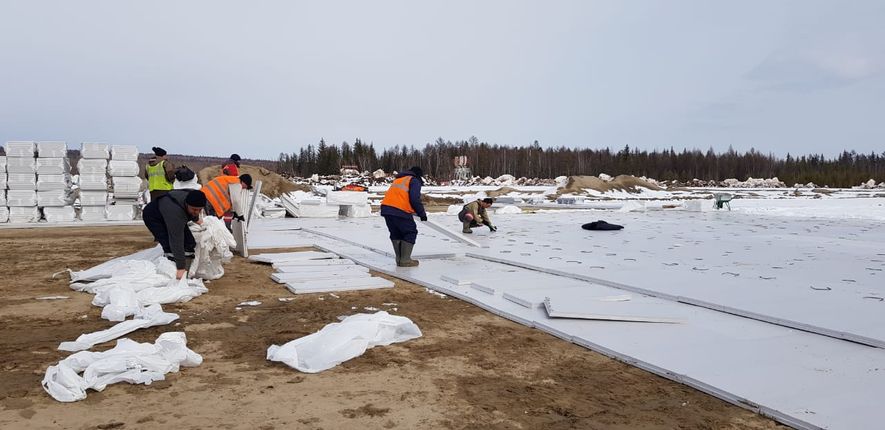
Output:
(558, 175), (662, 195)
(198, 165), (309, 198)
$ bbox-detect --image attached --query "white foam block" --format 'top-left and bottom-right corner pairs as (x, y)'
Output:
(4, 141), (35, 157)
(6, 190), (37, 206)
(36, 158), (70, 174)
(274, 265), (367, 274)
(326, 191), (368, 206)
(271, 259), (355, 269)
(6, 157), (36, 174)
(80, 142), (110, 159)
(110, 145), (139, 161)
(107, 160), (139, 176)
(284, 276), (394, 294)
(37, 190), (73, 207)
(36, 141), (67, 158)
(271, 271), (370, 284)
(249, 251), (339, 264)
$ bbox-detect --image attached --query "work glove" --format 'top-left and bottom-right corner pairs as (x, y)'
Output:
(419, 215), (428, 222)
(483, 220), (497, 232)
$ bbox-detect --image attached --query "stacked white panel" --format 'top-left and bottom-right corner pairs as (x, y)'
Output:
(3, 141), (36, 157)
(79, 191), (108, 206)
(5, 157), (36, 173)
(6, 173), (37, 190)
(37, 190), (73, 207)
(111, 176), (142, 199)
(78, 174), (108, 191)
(0, 206), (8, 223)
(0, 172), (6, 189)
(36, 157), (70, 175)
(43, 206), (76, 222)
(36, 141), (67, 158)
(0, 189), (5, 206)
(106, 204), (136, 221)
(7, 190), (37, 206)
(79, 205), (106, 221)
(0, 155), (6, 172)
(37, 174), (72, 191)
(76, 159), (107, 174)
(107, 160), (139, 176)
(80, 142), (110, 160)
(8, 207), (40, 223)
(110, 145), (139, 161)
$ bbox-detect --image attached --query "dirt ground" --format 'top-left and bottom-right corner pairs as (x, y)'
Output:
(0, 226), (783, 430)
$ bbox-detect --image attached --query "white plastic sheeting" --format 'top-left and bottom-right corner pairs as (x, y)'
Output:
(58, 304), (179, 352)
(78, 174), (108, 191)
(69, 245), (164, 283)
(267, 311), (421, 373)
(105, 205), (135, 221)
(107, 160), (139, 177)
(79, 190), (108, 206)
(42, 332), (202, 402)
(8, 207), (40, 223)
(6, 190), (37, 206)
(111, 176), (142, 198)
(81, 142), (110, 159)
(188, 216), (235, 280)
(77, 158), (108, 174)
(110, 145), (139, 161)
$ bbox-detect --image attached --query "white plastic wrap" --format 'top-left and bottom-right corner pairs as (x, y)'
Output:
(0, 190), (4, 206)
(79, 206), (106, 221)
(111, 176), (142, 198)
(42, 332), (202, 402)
(110, 145), (139, 161)
(68, 245), (164, 283)
(37, 174), (72, 191)
(43, 206), (77, 222)
(342, 204), (372, 217)
(0, 207), (8, 223)
(267, 311), (422, 373)
(0, 172), (5, 189)
(37, 141), (68, 158)
(4, 141), (35, 157)
(58, 304), (178, 352)
(79, 190), (108, 206)
(78, 173), (108, 191)
(6, 173), (36, 190)
(36, 157), (70, 174)
(80, 142), (110, 159)
(326, 191), (369, 206)
(105, 205), (135, 221)
(6, 190), (37, 206)
(8, 206), (40, 223)
(6, 157), (36, 173)
(76, 158), (108, 174)
(38, 190), (73, 207)
(0, 155), (6, 172)
(107, 160), (139, 177)
(188, 216), (235, 280)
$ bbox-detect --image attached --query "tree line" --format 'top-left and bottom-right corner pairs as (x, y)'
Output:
(275, 137), (885, 187)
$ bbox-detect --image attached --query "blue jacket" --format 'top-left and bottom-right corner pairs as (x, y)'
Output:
(380, 170), (427, 220)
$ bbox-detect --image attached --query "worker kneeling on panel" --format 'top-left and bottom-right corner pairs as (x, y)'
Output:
(142, 189), (206, 279)
(459, 197), (496, 234)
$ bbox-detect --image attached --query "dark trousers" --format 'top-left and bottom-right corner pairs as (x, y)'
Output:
(383, 215), (418, 244)
(142, 200), (196, 255)
(149, 189), (170, 202)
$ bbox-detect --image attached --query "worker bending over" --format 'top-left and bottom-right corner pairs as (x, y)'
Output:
(459, 197), (497, 234)
(142, 189), (206, 279)
(380, 167), (427, 267)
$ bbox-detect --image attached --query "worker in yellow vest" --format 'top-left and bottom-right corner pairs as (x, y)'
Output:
(145, 147), (175, 201)
(380, 166), (427, 267)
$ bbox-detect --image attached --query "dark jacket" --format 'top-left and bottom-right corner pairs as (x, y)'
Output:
(380, 170), (427, 220)
(157, 190), (196, 269)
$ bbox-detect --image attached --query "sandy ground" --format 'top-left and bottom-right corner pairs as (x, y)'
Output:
(0, 226), (783, 430)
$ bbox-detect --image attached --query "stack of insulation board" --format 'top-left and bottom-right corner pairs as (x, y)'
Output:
(0, 154), (6, 222)
(77, 142), (110, 221)
(279, 190), (372, 218)
(3, 141), (40, 223)
(36, 141), (75, 222)
(106, 145), (140, 221)
(248, 251), (394, 294)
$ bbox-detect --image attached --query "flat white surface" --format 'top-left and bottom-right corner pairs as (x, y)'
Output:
(248, 215), (885, 429)
(248, 251), (339, 263)
(274, 264), (367, 274)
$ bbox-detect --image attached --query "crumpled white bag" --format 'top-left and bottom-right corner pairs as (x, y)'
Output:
(266, 311), (421, 373)
(91, 277), (208, 321)
(43, 332), (202, 402)
(68, 246), (165, 283)
(58, 304), (179, 352)
(188, 216), (235, 280)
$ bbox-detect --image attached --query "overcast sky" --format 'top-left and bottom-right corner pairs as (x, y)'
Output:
(1, 0), (883, 159)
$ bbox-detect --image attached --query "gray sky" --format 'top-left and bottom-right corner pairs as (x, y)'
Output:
(1, 0), (883, 159)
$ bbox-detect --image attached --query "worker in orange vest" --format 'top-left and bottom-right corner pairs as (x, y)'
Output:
(379, 167), (427, 267)
(201, 174), (253, 225)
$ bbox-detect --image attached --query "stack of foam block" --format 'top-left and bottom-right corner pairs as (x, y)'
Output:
(36, 141), (76, 222)
(249, 251), (394, 294)
(4, 141), (41, 223)
(0, 154), (7, 223)
(77, 142), (110, 222)
(106, 145), (140, 221)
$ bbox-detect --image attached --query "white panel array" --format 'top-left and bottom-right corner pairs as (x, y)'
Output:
(80, 142), (110, 160)
(106, 145), (140, 221)
(110, 145), (139, 161)
(37, 141), (67, 158)
(76, 142), (111, 221)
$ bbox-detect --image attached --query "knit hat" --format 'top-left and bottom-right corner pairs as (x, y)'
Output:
(152, 147), (167, 156)
(185, 190), (207, 207)
(409, 166), (424, 178)
(239, 174), (253, 190)
(173, 167), (201, 190)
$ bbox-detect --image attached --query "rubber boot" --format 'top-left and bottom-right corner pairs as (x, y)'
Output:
(391, 240), (402, 265)
(398, 241), (420, 267)
(462, 221), (473, 234)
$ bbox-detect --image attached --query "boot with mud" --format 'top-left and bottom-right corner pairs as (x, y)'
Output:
(398, 241), (420, 267)
(391, 240), (402, 264)
(462, 222), (473, 234)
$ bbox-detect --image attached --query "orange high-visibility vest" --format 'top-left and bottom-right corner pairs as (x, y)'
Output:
(202, 175), (240, 217)
(381, 176), (415, 214)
